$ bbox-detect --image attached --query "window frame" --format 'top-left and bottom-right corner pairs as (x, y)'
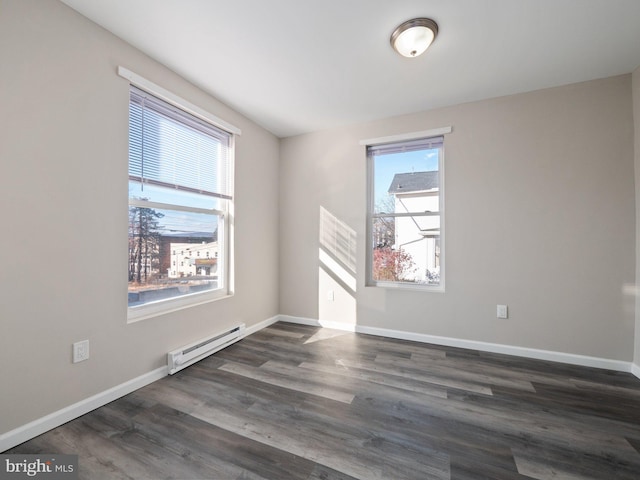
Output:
(363, 127), (451, 291)
(120, 67), (240, 322)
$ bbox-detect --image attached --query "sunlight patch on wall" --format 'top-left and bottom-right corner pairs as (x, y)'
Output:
(319, 207), (357, 325)
(319, 249), (356, 292)
(320, 207), (356, 274)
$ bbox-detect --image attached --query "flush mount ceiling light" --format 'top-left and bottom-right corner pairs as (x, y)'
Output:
(390, 18), (438, 58)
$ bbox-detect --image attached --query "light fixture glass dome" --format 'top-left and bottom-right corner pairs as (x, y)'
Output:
(391, 18), (438, 58)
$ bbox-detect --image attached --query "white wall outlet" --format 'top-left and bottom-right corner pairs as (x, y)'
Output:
(497, 304), (508, 319)
(327, 290), (335, 301)
(73, 340), (90, 363)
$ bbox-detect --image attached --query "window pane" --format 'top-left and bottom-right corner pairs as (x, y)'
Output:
(128, 206), (222, 307)
(371, 215), (441, 285)
(373, 147), (440, 214)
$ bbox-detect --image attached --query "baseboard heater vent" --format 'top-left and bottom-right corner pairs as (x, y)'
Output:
(168, 323), (245, 375)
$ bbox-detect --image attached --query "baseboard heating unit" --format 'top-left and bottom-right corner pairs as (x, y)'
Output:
(168, 323), (246, 374)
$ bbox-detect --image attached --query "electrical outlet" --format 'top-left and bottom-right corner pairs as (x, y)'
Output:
(327, 290), (335, 301)
(497, 305), (508, 319)
(73, 340), (90, 363)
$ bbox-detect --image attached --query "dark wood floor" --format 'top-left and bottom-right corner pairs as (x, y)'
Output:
(7, 321), (640, 479)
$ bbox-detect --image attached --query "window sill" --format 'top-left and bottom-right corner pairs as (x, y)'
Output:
(366, 281), (445, 293)
(127, 290), (233, 323)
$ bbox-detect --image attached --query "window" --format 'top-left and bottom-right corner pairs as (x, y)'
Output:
(127, 83), (235, 318)
(366, 134), (445, 289)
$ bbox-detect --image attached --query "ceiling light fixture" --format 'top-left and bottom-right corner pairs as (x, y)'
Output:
(390, 18), (438, 58)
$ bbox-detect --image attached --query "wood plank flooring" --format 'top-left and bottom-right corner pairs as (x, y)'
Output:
(7, 321), (640, 479)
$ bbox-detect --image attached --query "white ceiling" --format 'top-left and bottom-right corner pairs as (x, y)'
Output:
(61, 0), (640, 138)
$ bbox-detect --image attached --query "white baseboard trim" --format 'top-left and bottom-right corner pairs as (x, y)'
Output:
(278, 315), (633, 373)
(1, 315), (282, 453)
(631, 363), (640, 380)
(279, 315), (357, 332)
(0, 366), (167, 453)
(244, 315), (280, 337)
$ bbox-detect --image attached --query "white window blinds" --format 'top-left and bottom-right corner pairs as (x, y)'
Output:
(367, 136), (444, 156)
(129, 86), (232, 200)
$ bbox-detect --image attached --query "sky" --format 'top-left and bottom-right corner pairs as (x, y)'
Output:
(373, 148), (439, 210)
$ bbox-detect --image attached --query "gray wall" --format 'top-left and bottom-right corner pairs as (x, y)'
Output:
(0, 0), (280, 434)
(280, 75), (636, 361)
